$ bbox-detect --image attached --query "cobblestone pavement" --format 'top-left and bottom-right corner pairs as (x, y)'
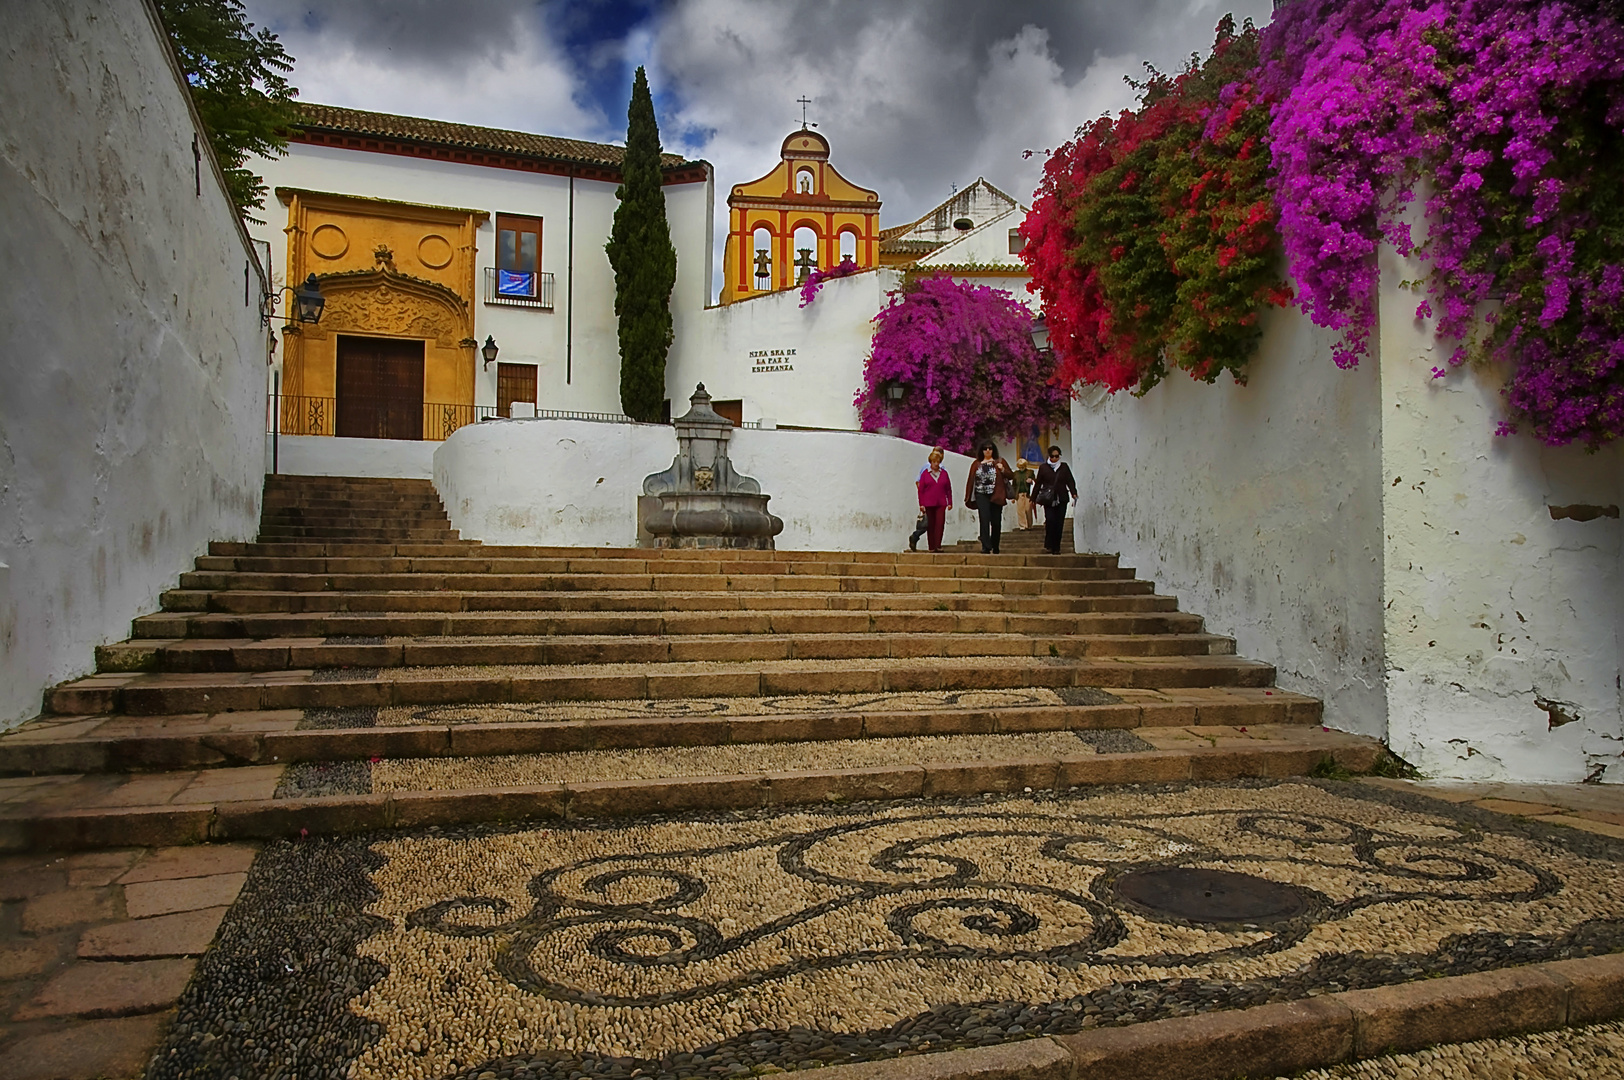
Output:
(143, 779), (1624, 1080)
(1280, 1018), (1624, 1078)
(347, 687), (1127, 727)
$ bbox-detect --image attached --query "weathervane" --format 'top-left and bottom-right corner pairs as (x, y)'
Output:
(797, 94), (817, 130)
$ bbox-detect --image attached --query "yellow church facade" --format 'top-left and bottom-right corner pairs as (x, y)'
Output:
(277, 188), (486, 440)
(719, 129), (881, 304)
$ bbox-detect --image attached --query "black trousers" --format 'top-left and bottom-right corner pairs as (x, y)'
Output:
(1043, 499), (1068, 553)
(975, 493), (1003, 553)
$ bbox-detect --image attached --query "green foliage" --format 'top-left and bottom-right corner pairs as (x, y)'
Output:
(156, 0), (298, 219)
(606, 67), (678, 423)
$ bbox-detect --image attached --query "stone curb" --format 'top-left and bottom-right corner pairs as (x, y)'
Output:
(0, 740), (1378, 850)
(810, 954), (1624, 1080)
(0, 697), (1323, 776)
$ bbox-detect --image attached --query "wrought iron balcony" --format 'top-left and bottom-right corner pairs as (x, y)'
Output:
(483, 267), (555, 310)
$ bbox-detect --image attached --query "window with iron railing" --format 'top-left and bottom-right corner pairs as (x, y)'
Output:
(489, 212), (554, 309)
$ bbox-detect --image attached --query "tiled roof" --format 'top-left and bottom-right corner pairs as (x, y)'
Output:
(291, 103), (695, 171)
(878, 237), (944, 254)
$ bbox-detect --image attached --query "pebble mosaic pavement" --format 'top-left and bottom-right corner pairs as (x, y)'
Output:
(147, 780), (1624, 1080)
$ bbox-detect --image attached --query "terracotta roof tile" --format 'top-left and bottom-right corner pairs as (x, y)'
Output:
(292, 103), (695, 171)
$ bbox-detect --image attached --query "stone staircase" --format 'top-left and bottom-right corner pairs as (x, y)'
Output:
(0, 475), (1379, 851)
(956, 516), (1072, 554)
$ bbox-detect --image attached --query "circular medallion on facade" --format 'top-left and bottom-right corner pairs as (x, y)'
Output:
(310, 223), (348, 259)
(1110, 867), (1308, 926)
(418, 234), (454, 269)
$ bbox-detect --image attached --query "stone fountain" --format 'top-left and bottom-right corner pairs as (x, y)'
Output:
(641, 384), (784, 549)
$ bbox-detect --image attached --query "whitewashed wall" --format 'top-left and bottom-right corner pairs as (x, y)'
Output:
(666, 269), (904, 429)
(435, 418), (976, 550)
(0, 0), (269, 728)
(1071, 307), (1387, 737)
(1378, 247), (1624, 783)
(247, 144), (713, 418)
(1071, 257), (1623, 783)
(269, 435), (436, 480)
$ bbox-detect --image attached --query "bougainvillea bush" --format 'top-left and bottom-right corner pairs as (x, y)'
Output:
(1023, 2), (1624, 447)
(855, 275), (1070, 453)
(799, 255), (862, 307)
(1260, 0), (1624, 447)
(1020, 16), (1290, 394)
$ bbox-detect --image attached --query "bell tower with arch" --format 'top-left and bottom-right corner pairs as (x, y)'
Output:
(719, 128), (882, 304)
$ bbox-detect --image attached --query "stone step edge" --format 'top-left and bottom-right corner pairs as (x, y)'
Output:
(48, 659), (1279, 715)
(93, 633), (1237, 673)
(0, 698), (1325, 774)
(0, 739), (1378, 850)
(811, 954), (1624, 1080)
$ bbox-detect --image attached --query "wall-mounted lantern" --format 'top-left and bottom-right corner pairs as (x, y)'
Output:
(481, 335), (500, 369)
(1030, 313), (1051, 355)
(262, 272), (326, 330)
(885, 381), (907, 402)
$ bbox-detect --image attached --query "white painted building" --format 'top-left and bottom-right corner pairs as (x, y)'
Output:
(246, 105), (714, 431)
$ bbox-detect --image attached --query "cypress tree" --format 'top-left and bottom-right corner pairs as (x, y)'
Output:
(607, 67), (677, 422)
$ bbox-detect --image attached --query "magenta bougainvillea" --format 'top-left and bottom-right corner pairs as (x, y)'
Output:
(855, 275), (1070, 453)
(799, 255), (862, 307)
(1023, 2), (1624, 447)
(1261, 0), (1624, 447)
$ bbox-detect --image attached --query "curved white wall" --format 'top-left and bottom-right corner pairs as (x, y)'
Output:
(434, 418), (977, 551)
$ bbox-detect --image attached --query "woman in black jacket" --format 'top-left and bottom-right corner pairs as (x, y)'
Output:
(1032, 445), (1078, 555)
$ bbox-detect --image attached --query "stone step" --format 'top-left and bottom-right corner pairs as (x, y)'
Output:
(259, 509), (452, 524)
(94, 631), (1237, 673)
(0, 688), (1325, 775)
(207, 539), (1122, 566)
(187, 555), (1134, 580)
(168, 573), (1156, 600)
(0, 724), (1376, 850)
(158, 588), (1183, 615)
(130, 608), (1206, 641)
(46, 655), (1277, 715)
(171, 571), (1143, 595)
(257, 523), (458, 535)
(263, 475), (437, 490)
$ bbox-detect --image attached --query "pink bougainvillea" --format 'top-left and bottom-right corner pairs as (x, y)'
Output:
(854, 275), (1070, 453)
(799, 255), (862, 307)
(1260, 0), (1624, 447)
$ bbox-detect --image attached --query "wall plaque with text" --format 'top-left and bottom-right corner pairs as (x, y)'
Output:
(749, 348), (796, 373)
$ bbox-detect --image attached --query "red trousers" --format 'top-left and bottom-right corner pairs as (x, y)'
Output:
(922, 505), (947, 551)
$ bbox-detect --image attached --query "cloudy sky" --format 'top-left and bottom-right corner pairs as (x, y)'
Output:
(244, 0), (1274, 283)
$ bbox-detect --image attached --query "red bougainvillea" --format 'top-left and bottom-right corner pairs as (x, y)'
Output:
(855, 275), (1070, 453)
(1020, 17), (1289, 394)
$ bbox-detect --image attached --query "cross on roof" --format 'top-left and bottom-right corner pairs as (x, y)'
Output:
(798, 95), (812, 129)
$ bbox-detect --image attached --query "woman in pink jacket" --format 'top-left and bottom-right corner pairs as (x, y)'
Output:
(915, 446), (953, 553)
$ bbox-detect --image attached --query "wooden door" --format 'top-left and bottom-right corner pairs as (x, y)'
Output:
(336, 336), (425, 440)
(497, 363), (537, 418)
(712, 399), (744, 427)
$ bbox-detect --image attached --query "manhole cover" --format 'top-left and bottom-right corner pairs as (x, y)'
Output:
(1111, 867), (1307, 925)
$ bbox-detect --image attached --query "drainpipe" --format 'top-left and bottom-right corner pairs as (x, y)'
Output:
(566, 172), (575, 385)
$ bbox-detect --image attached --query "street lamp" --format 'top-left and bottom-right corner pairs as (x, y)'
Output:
(885, 381), (907, 402)
(481, 335), (500, 369)
(262, 273), (325, 329)
(1030, 313), (1051, 354)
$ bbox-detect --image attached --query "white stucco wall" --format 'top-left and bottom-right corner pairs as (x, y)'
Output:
(269, 435), (437, 480)
(0, 0), (269, 727)
(246, 143), (713, 419)
(666, 269), (905, 430)
(1378, 247), (1624, 783)
(1070, 305), (1387, 737)
(1069, 248), (1623, 783)
(434, 418), (976, 550)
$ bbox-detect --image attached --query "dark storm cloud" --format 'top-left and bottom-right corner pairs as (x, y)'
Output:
(243, 0), (1274, 279)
